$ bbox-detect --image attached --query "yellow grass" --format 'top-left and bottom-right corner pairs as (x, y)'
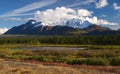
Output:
(0, 59), (118, 74)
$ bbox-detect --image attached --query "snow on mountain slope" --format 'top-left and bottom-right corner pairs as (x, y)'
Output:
(28, 18), (92, 29)
(66, 18), (91, 29)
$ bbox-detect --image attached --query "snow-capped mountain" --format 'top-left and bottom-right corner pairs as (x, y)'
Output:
(21, 19), (93, 30)
(4, 19), (120, 35)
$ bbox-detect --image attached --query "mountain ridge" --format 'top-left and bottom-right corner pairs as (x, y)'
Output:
(4, 19), (120, 35)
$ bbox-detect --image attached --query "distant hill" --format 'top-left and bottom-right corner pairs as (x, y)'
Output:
(86, 30), (120, 35)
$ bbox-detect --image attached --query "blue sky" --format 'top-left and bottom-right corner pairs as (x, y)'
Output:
(0, 0), (120, 33)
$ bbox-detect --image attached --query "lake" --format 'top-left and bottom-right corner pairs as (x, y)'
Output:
(21, 46), (86, 50)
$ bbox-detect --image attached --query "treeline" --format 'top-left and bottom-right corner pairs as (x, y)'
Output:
(0, 35), (120, 45)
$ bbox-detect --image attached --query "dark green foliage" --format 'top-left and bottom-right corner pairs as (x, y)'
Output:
(31, 55), (46, 61)
(66, 58), (110, 66)
(110, 57), (120, 66)
(87, 58), (110, 66)
(0, 54), (6, 58)
(67, 58), (88, 65)
(0, 35), (119, 45)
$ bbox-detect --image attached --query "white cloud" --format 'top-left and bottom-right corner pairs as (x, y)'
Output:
(0, 17), (34, 21)
(0, 28), (8, 34)
(67, 0), (96, 8)
(0, 13), (34, 17)
(78, 9), (93, 17)
(0, 0), (56, 17)
(0, 18), (23, 21)
(96, 0), (108, 8)
(86, 16), (119, 26)
(113, 3), (120, 10)
(35, 7), (93, 25)
(34, 7), (119, 30)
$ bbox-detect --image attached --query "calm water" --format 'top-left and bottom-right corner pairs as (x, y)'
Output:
(22, 46), (86, 50)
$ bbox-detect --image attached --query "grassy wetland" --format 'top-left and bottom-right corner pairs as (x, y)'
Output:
(0, 35), (120, 74)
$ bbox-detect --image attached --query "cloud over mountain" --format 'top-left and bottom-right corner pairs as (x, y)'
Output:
(34, 7), (119, 30)
(34, 7), (93, 26)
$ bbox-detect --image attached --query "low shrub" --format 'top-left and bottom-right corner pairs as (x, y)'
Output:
(87, 58), (110, 66)
(31, 55), (46, 61)
(67, 58), (110, 66)
(0, 54), (6, 58)
(110, 57), (120, 66)
(67, 58), (88, 65)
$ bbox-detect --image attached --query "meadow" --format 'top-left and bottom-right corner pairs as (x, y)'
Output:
(0, 35), (119, 74)
(0, 45), (120, 66)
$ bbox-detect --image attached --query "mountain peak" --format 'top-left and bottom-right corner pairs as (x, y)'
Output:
(26, 19), (37, 25)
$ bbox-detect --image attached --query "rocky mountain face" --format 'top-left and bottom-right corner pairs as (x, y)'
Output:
(4, 19), (120, 35)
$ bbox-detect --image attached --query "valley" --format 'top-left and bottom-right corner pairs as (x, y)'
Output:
(0, 0), (120, 74)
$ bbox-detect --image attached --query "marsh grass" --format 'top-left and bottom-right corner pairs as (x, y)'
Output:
(0, 45), (120, 66)
(0, 45), (119, 74)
